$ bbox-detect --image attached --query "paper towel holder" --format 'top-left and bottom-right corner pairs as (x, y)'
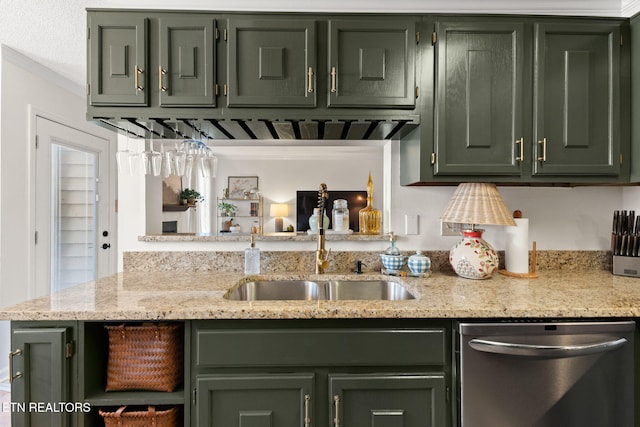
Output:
(499, 241), (539, 278)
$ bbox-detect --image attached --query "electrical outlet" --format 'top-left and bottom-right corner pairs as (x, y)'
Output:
(405, 214), (419, 235)
(441, 222), (461, 236)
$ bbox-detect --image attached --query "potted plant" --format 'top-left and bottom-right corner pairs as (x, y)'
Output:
(217, 201), (238, 217)
(180, 188), (204, 206)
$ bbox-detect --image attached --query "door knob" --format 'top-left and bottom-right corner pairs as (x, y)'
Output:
(102, 243), (111, 250)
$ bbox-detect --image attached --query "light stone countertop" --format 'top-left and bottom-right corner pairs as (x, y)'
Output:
(1, 270), (639, 321)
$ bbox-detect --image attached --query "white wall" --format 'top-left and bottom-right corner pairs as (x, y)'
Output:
(0, 46), (116, 385)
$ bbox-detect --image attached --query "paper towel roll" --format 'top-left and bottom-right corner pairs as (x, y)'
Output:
(505, 218), (529, 274)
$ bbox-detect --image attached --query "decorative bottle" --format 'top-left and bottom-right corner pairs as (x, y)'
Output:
(358, 172), (382, 235)
(244, 235), (260, 275)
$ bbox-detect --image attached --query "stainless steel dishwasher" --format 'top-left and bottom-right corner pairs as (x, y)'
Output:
(458, 321), (635, 427)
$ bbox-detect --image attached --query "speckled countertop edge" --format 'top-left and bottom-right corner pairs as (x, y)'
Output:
(1, 268), (639, 321)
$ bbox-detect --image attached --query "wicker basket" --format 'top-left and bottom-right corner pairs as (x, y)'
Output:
(105, 323), (183, 392)
(99, 405), (179, 427)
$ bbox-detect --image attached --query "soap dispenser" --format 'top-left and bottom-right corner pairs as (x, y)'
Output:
(244, 235), (260, 275)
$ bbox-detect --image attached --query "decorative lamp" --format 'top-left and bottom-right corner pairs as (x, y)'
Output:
(270, 203), (289, 232)
(440, 183), (516, 279)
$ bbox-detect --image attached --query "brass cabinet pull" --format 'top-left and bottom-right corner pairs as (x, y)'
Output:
(304, 394), (311, 427)
(515, 137), (524, 162)
(135, 65), (144, 91)
(8, 349), (23, 384)
(159, 65), (168, 92)
(330, 66), (337, 93)
(307, 67), (314, 93)
(333, 395), (340, 427)
(537, 137), (547, 162)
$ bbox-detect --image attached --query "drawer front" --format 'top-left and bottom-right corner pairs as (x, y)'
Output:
(195, 328), (446, 367)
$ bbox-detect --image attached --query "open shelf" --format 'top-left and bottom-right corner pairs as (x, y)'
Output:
(79, 321), (188, 425)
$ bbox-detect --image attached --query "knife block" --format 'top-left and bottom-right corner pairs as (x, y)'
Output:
(613, 256), (640, 278)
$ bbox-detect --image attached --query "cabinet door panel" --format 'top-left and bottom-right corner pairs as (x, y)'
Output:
(533, 23), (620, 176)
(329, 374), (446, 427)
(197, 374), (314, 427)
(11, 328), (71, 427)
(434, 21), (523, 176)
(89, 14), (147, 106)
(328, 20), (416, 108)
(228, 19), (317, 107)
(159, 16), (216, 107)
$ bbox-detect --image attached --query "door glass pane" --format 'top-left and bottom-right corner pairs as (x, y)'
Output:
(51, 144), (97, 293)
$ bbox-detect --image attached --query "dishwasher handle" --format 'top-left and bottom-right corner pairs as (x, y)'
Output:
(468, 337), (627, 358)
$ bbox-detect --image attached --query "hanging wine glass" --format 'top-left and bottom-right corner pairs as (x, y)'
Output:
(160, 142), (173, 178)
(172, 141), (187, 176)
(116, 124), (135, 174)
(182, 139), (196, 178)
(128, 139), (145, 176)
(200, 146), (218, 178)
(147, 139), (162, 176)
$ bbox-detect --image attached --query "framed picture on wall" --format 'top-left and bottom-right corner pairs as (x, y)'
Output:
(228, 176), (259, 198)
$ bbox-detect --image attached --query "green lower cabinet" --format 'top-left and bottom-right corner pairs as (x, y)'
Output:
(10, 326), (73, 427)
(196, 373), (315, 427)
(329, 373), (446, 427)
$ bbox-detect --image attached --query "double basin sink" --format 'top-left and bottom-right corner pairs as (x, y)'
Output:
(224, 279), (415, 301)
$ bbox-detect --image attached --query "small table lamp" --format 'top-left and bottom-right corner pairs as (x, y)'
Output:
(440, 183), (515, 279)
(270, 203), (289, 232)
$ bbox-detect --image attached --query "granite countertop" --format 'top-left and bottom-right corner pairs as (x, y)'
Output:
(1, 270), (639, 321)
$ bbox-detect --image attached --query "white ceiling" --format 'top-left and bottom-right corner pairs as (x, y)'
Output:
(1, 0), (639, 89)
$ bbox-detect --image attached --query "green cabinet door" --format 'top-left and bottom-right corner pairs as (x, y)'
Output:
(328, 20), (416, 108)
(196, 373), (315, 426)
(329, 373), (446, 427)
(227, 19), (317, 107)
(533, 23), (621, 176)
(88, 13), (148, 106)
(159, 16), (217, 107)
(434, 21), (524, 176)
(10, 327), (71, 427)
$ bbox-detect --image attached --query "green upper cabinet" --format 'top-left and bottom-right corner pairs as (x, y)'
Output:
(158, 16), (217, 107)
(88, 14), (148, 106)
(327, 19), (417, 108)
(227, 18), (317, 107)
(533, 22), (621, 176)
(433, 21), (524, 176)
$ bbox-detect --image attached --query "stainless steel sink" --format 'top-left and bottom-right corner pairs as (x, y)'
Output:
(224, 279), (414, 301)
(324, 280), (415, 300)
(224, 280), (319, 301)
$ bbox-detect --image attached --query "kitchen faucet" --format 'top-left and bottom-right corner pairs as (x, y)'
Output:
(316, 183), (331, 274)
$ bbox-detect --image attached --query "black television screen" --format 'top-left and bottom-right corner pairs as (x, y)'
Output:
(296, 190), (367, 232)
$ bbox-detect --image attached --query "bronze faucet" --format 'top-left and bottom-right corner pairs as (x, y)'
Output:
(316, 183), (330, 274)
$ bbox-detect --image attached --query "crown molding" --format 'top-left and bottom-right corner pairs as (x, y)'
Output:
(1, 44), (84, 98)
(98, 0), (628, 16)
(622, 0), (640, 16)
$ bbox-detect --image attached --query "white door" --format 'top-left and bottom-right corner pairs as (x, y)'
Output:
(34, 117), (112, 296)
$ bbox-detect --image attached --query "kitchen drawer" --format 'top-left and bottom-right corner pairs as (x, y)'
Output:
(195, 327), (446, 367)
